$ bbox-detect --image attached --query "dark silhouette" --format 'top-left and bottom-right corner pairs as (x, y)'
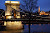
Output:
(20, 0), (38, 12)
(0, 9), (5, 16)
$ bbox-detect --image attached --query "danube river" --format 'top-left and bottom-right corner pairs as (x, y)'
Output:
(0, 24), (50, 33)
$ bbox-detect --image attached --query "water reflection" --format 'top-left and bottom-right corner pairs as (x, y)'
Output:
(23, 24), (29, 33)
(0, 24), (50, 33)
(30, 24), (50, 33)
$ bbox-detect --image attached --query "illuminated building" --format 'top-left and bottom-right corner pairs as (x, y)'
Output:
(39, 11), (48, 15)
(38, 6), (48, 15)
(4, 1), (23, 30)
(5, 1), (20, 18)
(38, 6), (40, 13)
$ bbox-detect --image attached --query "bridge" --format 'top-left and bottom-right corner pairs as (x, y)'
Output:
(0, 18), (50, 24)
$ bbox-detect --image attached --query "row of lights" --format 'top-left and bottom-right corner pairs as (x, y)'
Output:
(5, 1), (20, 4)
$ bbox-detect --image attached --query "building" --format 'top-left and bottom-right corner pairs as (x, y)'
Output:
(38, 6), (40, 13)
(4, 1), (23, 30)
(38, 6), (48, 15)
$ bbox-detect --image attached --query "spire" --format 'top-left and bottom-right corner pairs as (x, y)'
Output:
(38, 6), (40, 13)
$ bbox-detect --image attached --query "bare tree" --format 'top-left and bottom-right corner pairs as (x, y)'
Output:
(20, 0), (38, 12)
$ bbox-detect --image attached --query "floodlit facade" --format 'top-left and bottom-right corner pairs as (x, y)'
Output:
(38, 6), (48, 15)
(38, 6), (40, 13)
(4, 1), (23, 30)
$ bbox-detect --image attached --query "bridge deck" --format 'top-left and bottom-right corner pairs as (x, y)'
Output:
(0, 19), (50, 24)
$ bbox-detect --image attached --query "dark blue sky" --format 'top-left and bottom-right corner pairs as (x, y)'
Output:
(0, 0), (50, 12)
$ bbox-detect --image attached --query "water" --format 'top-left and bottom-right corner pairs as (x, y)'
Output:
(0, 24), (50, 33)
(30, 24), (50, 33)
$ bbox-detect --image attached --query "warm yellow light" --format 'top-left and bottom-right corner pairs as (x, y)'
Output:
(16, 16), (20, 18)
(44, 13), (48, 15)
(5, 1), (20, 4)
(39, 11), (46, 15)
(39, 14), (41, 15)
(31, 24), (32, 25)
(39, 11), (48, 15)
(5, 11), (11, 16)
(11, 1), (20, 4)
(5, 13), (10, 16)
(5, 1), (10, 3)
(6, 21), (23, 29)
(4, 21), (6, 26)
(6, 15), (12, 19)
(38, 6), (40, 13)
(22, 15), (25, 16)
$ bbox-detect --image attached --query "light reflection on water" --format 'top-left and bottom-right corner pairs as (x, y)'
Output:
(30, 24), (50, 33)
(24, 24), (50, 33)
(0, 24), (50, 33)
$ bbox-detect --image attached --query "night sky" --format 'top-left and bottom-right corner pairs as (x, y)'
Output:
(0, 0), (50, 12)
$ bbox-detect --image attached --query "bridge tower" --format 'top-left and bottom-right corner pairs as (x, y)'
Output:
(4, 1), (23, 30)
(5, 1), (20, 18)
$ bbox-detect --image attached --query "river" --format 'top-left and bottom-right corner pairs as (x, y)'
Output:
(0, 24), (50, 33)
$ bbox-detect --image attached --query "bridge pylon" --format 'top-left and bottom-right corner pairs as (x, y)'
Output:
(4, 1), (23, 30)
